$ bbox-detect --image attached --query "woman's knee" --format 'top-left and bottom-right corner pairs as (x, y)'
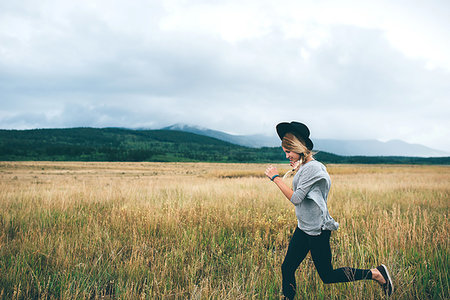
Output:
(315, 264), (336, 284)
(281, 260), (294, 275)
(318, 273), (334, 284)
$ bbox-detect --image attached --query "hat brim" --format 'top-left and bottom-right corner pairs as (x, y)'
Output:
(276, 122), (314, 150)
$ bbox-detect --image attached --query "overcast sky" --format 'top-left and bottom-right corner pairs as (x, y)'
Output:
(1, 0), (449, 151)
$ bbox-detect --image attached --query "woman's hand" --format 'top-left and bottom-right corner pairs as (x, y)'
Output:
(265, 165), (279, 180)
(265, 164), (294, 200)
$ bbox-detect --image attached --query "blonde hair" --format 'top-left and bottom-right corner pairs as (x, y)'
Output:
(282, 133), (314, 178)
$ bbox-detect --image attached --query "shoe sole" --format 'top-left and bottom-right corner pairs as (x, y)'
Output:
(381, 264), (394, 296)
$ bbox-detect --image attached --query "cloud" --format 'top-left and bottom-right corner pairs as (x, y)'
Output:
(0, 0), (449, 152)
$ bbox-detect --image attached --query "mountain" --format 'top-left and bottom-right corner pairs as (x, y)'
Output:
(1, 127), (448, 164)
(313, 139), (449, 157)
(162, 124), (274, 148)
(162, 124), (450, 157)
(0, 127), (285, 163)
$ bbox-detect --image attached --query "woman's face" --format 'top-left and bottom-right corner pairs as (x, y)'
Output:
(282, 146), (300, 164)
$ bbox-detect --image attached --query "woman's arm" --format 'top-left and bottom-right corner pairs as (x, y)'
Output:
(265, 165), (293, 200)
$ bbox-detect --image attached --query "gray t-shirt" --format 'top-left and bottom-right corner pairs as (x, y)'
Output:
(290, 160), (339, 235)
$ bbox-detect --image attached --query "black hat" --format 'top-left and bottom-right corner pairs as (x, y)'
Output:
(276, 121), (314, 150)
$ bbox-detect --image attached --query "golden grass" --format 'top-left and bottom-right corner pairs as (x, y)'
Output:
(0, 162), (448, 299)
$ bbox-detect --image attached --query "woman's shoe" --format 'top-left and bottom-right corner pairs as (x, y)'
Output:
(377, 264), (393, 296)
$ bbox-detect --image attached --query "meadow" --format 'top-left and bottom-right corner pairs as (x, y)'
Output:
(0, 161), (448, 299)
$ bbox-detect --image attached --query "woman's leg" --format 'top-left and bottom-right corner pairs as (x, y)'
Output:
(309, 230), (372, 283)
(281, 227), (310, 299)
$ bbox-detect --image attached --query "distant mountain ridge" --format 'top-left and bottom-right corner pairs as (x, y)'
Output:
(1, 127), (448, 164)
(162, 124), (273, 148)
(162, 124), (449, 157)
(0, 127), (284, 162)
(313, 139), (449, 157)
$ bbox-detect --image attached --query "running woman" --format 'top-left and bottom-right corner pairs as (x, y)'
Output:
(265, 121), (393, 299)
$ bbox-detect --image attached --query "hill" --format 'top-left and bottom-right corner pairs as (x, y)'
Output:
(162, 124), (273, 148)
(0, 128), (449, 164)
(0, 128), (285, 163)
(162, 124), (450, 157)
(314, 139), (450, 157)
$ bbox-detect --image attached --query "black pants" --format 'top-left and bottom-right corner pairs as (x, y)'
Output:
(281, 227), (372, 299)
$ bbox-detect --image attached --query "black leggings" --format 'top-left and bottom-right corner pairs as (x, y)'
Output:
(281, 227), (372, 299)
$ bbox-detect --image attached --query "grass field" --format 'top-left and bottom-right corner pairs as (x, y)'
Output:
(0, 161), (448, 299)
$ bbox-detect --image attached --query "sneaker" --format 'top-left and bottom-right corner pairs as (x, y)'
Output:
(377, 264), (393, 296)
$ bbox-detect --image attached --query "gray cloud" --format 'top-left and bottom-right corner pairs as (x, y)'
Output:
(0, 1), (449, 152)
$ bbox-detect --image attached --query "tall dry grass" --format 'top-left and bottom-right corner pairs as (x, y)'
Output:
(0, 162), (448, 299)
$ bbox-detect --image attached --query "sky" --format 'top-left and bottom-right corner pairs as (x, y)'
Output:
(1, 0), (449, 152)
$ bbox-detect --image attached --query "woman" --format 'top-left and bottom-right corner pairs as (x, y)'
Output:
(265, 121), (393, 299)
